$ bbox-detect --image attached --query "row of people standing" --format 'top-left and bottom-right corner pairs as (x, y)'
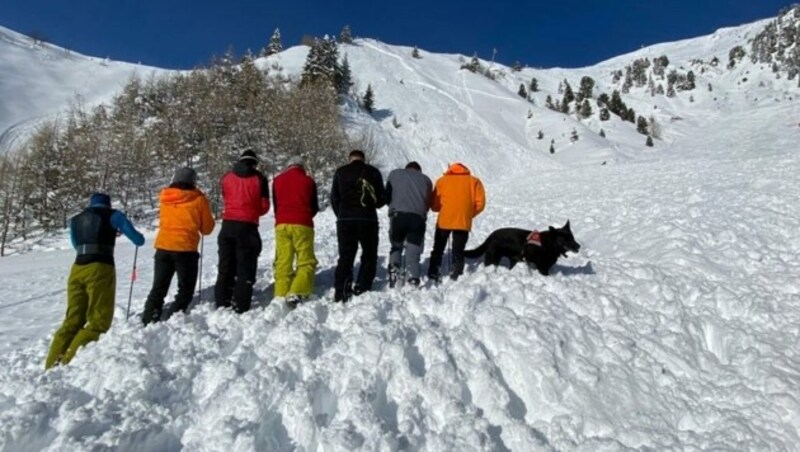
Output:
(330, 150), (486, 302)
(45, 148), (484, 368)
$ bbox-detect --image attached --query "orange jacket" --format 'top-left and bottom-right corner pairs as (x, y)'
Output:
(154, 187), (215, 252)
(431, 163), (485, 231)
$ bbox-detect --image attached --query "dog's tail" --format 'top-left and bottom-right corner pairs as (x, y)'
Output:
(463, 239), (488, 259)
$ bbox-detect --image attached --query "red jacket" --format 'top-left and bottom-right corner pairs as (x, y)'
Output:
(220, 163), (270, 224)
(273, 165), (319, 227)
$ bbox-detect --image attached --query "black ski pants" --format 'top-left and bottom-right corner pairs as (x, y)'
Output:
(335, 220), (379, 300)
(142, 249), (199, 325)
(215, 220), (262, 313)
(428, 227), (469, 280)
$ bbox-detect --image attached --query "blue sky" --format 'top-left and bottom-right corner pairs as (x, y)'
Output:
(1, 0), (794, 69)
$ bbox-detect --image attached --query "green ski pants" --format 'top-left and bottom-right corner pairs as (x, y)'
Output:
(45, 262), (116, 369)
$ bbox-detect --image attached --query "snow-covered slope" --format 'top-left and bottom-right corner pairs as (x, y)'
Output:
(2, 13), (800, 451)
(0, 25), (165, 153)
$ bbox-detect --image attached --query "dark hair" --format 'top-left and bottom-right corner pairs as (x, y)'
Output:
(349, 149), (365, 160)
(405, 161), (421, 171)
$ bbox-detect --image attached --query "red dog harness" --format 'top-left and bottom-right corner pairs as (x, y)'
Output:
(526, 230), (541, 246)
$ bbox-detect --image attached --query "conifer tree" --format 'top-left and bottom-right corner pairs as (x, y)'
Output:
(518, 83), (528, 98)
(578, 76), (595, 101)
(599, 107), (610, 121)
(339, 25), (353, 44)
(262, 28), (283, 57)
(537, 130), (544, 139)
(579, 99), (592, 118)
(599, 129), (606, 138)
(636, 115), (649, 134)
(562, 80), (575, 105)
(549, 140), (555, 154)
(529, 77), (539, 92)
(463, 54), (480, 72)
(335, 54), (353, 95)
(512, 61), (522, 72)
(646, 136), (654, 147)
(412, 46), (421, 59)
(363, 84), (375, 113)
(570, 129), (579, 142)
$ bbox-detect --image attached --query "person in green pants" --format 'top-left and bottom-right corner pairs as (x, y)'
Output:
(45, 192), (144, 369)
(272, 157), (319, 308)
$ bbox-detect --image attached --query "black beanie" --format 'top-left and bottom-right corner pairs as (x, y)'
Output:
(239, 149), (259, 164)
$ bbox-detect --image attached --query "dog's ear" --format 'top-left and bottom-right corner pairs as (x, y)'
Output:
(564, 220), (571, 230)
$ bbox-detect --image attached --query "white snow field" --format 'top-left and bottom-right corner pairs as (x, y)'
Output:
(1, 13), (800, 452)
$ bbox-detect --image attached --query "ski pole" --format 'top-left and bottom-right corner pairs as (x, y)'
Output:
(198, 236), (204, 303)
(125, 247), (139, 320)
(445, 233), (452, 277)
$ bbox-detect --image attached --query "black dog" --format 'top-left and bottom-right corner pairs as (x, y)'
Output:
(464, 221), (581, 275)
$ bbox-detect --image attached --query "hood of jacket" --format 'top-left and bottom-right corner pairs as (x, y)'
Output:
(159, 187), (203, 206)
(444, 162), (471, 176)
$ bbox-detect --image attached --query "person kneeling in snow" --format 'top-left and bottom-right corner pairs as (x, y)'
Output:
(272, 157), (320, 308)
(46, 192), (144, 369)
(142, 167), (214, 325)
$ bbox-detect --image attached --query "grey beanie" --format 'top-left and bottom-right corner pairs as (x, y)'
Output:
(173, 167), (197, 186)
(287, 156), (304, 168)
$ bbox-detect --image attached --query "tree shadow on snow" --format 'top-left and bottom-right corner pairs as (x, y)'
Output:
(371, 109), (393, 121)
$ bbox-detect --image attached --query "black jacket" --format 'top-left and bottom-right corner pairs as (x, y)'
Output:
(330, 160), (386, 221)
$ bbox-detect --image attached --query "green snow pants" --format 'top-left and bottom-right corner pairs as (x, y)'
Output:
(45, 262), (116, 369)
(273, 224), (317, 298)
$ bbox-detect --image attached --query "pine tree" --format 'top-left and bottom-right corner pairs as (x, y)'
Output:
(646, 136), (654, 147)
(636, 115), (649, 134)
(262, 28), (283, 57)
(462, 54), (481, 73)
(335, 54), (353, 95)
(686, 71), (696, 90)
(599, 107), (610, 121)
(579, 99), (592, 118)
(529, 77), (538, 92)
(339, 25), (353, 44)
(549, 140), (555, 154)
(512, 61), (523, 72)
(570, 129), (579, 142)
(412, 46), (421, 59)
(627, 107), (636, 123)
(599, 128), (606, 138)
(545, 95), (555, 110)
(518, 83), (528, 98)
(301, 36), (341, 89)
(578, 76), (595, 101)
(562, 80), (575, 105)
(363, 84), (374, 113)
(537, 130), (544, 139)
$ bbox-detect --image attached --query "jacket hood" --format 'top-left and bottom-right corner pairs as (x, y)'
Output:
(444, 162), (471, 175)
(160, 187), (203, 205)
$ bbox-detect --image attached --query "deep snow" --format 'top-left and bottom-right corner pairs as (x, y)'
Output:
(1, 14), (800, 452)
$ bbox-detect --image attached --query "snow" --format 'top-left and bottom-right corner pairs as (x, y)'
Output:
(2, 14), (800, 452)
(0, 25), (165, 154)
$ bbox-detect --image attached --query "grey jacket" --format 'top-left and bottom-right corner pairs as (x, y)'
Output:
(385, 168), (433, 218)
